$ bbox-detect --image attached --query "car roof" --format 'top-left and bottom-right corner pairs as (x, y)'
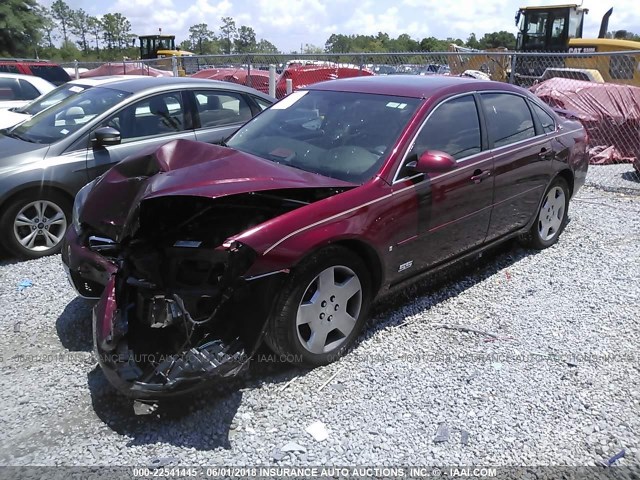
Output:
(0, 72), (55, 89)
(68, 75), (150, 87)
(305, 75), (522, 99)
(90, 76), (274, 99)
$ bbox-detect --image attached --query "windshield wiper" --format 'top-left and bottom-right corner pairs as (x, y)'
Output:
(5, 131), (34, 143)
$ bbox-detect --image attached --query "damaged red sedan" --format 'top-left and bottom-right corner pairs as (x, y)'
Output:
(61, 76), (588, 398)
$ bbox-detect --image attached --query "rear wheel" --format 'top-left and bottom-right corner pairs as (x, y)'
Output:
(520, 177), (569, 250)
(265, 246), (372, 366)
(0, 191), (71, 259)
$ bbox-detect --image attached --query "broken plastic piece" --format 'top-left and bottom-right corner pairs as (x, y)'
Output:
(306, 421), (329, 441)
(281, 442), (307, 453)
(433, 423), (450, 443)
(133, 400), (158, 415)
(17, 279), (33, 292)
(604, 449), (625, 467)
(461, 430), (470, 446)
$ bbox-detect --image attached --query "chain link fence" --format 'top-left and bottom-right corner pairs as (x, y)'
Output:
(61, 50), (640, 193)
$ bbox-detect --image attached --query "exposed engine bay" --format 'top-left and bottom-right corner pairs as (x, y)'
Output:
(92, 188), (347, 399)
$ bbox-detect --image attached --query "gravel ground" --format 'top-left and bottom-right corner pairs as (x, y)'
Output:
(0, 186), (638, 468)
(585, 163), (640, 194)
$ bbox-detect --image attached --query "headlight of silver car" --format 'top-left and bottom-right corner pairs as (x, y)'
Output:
(72, 179), (97, 233)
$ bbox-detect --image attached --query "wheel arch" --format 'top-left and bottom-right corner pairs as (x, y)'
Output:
(556, 168), (575, 198)
(330, 238), (384, 297)
(0, 182), (75, 213)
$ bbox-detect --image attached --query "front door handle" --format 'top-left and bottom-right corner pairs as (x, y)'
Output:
(470, 169), (491, 184)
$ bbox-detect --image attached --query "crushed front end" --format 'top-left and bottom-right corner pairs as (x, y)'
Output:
(90, 194), (298, 399)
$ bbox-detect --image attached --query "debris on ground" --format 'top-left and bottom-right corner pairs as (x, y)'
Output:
(17, 280), (33, 292)
(149, 456), (179, 469)
(281, 442), (306, 453)
(432, 322), (501, 340)
(601, 449), (625, 467)
(433, 423), (450, 443)
(461, 430), (470, 446)
(318, 367), (343, 392)
(306, 421), (329, 441)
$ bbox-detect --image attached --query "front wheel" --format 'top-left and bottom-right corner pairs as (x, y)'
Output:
(265, 246), (372, 366)
(0, 191), (72, 259)
(520, 177), (570, 250)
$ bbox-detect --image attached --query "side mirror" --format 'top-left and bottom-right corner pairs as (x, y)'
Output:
(93, 127), (121, 147)
(408, 150), (456, 174)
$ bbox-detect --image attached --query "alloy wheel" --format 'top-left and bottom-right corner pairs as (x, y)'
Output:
(296, 265), (363, 354)
(537, 186), (566, 242)
(13, 200), (68, 252)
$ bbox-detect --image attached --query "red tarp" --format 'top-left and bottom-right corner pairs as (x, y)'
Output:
(530, 78), (640, 171)
(80, 63), (173, 78)
(275, 65), (374, 98)
(190, 68), (270, 94)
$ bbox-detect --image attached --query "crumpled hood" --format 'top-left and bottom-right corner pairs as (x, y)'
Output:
(80, 139), (355, 241)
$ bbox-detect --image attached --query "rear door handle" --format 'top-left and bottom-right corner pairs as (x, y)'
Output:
(538, 147), (554, 159)
(470, 169), (491, 183)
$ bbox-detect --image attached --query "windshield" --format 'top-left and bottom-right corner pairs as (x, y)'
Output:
(226, 90), (420, 183)
(18, 83), (90, 115)
(28, 65), (71, 85)
(11, 86), (130, 144)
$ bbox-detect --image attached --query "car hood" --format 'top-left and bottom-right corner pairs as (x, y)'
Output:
(0, 109), (31, 130)
(81, 139), (355, 241)
(0, 134), (49, 172)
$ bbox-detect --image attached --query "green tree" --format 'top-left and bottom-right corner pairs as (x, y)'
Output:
(0, 0), (44, 56)
(102, 13), (132, 51)
(70, 8), (91, 53)
(325, 34), (352, 53)
(87, 16), (102, 53)
(420, 36), (450, 52)
(234, 25), (256, 53)
(302, 43), (323, 54)
(255, 39), (279, 53)
(188, 23), (215, 54)
(466, 33), (481, 49)
(478, 31), (516, 49)
(220, 16), (236, 54)
(36, 5), (57, 49)
(50, 0), (72, 44)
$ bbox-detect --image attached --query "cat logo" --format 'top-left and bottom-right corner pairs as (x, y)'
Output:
(568, 47), (596, 53)
(398, 260), (413, 272)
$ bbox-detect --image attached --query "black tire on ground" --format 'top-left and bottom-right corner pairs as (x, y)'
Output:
(520, 176), (570, 250)
(264, 245), (372, 367)
(0, 190), (72, 259)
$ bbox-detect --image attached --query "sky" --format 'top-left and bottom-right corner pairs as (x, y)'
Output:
(39, 0), (640, 52)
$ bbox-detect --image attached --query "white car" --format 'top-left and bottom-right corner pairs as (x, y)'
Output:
(0, 76), (146, 130)
(0, 73), (55, 110)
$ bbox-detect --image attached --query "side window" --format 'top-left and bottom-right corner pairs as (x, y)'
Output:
(19, 80), (42, 100)
(409, 95), (481, 161)
(481, 93), (535, 148)
(530, 102), (556, 133)
(252, 96), (272, 111)
(194, 90), (252, 128)
(0, 78), (20, 101)
(104, 92), (186, 141)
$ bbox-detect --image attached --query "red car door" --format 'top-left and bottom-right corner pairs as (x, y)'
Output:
(479, 92), (553, 240)
(387, 94), (494, 282)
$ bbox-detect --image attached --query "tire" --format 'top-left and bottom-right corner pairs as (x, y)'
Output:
(520, 177), (569, 250)
(265, 245), (372, 367)
(0, 190), (72, 259)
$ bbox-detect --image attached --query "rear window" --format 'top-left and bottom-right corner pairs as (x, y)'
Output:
(0, 64), (20, 74)
(27, 65), (71, 85)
